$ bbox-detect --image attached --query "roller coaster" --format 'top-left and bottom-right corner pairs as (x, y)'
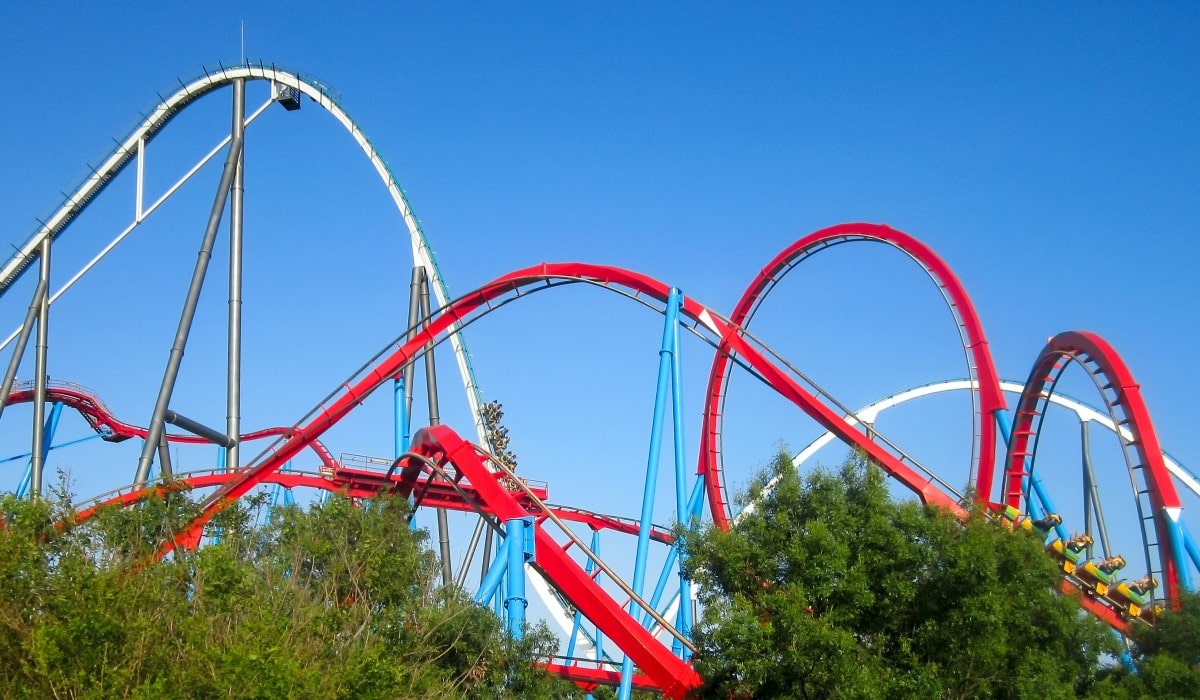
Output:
(2, 64), (1197, 698)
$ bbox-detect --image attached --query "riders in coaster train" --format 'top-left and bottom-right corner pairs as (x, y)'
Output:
(1000, 506), (1061, 533)
(1048, 534), (1093, 574)
(1110, 575), (1158, 619)
(1077, 555), (1126, 596)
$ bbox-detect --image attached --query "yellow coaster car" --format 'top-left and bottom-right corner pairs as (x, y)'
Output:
(1110, 575), (1157, 618)
(1076, 555), (1125, 596)
(1048, 534), (1092, 575)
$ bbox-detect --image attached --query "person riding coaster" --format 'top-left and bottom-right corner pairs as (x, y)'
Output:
(1023, 512), (1062, 533)
(1076, 555), (1126, 596)
(1048, 534), (1092, 574)
(999, 507), (1061, 533)
(1110, 575), (1158, 618)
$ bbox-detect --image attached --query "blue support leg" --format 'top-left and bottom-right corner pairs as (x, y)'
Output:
(620, 288), (682, 700)
(1182, 523), (1200, 585)
(566, 531), (594, 660)
(668, 289), (692, 651)
(20, 402), (62, 498)
(1167, 517), (1193, 591)
(995, 410), (1067, 540)
(395, 376), (409, 456)
(475, 535), (510, 607)
(504, 516), (535, 639)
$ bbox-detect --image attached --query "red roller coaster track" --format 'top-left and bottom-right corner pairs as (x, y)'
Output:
(1005, 330), (1184, 603)
(1, 64), (1186, 697)
(7, 237), (1190, 696)
(699, 222), (1006, 530)
(4, 380), (340, 470)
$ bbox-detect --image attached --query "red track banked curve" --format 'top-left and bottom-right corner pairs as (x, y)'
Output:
(71, 470), (674, 547)
(3, 381), (339, 470)
(167, 261), (964, 556)
(146, 261), (965, 693)
(700, 223), (1006, 529)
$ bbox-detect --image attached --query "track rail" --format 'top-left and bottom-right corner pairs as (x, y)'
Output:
(3, 64), (1188, 683)
(0, 62), (491, 448)
(162, 262), (964, 559)
(4, 379), (338, 469)
(1005, 331), (1184, 606)
(700, 223), (1005, 529)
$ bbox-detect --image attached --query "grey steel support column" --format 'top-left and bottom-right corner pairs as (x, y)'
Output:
(30, 239), (51, 498)
(134, 126), (244, 484)
(0, 276), (48, 424)
(402, 268), (424, 429)
(456, 517), (487, 588)
(419, 272), (453, 588)
(480, 529), (494, 587)
(1082, 420), (1092, 558)
(1080, 420), (1111, 556)
(226, 78), (245, 472)
(157, 431), (174, 479)
(419, 276), (441, 426)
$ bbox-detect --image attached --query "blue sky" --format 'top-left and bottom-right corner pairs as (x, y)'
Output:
(1, 3), (1197, 570)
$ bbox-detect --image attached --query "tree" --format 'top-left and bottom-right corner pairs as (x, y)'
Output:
(0, 483), (579, 698)
(680, 450), (1119, 699)
(1089, 592), (1200, 699)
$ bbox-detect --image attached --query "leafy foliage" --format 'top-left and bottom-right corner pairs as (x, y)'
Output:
(0, 485), (576, 698)
(1090, 592), (1200, 699)
(680, 450), (1122, 699)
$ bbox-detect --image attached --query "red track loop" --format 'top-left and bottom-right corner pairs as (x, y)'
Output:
(1005, 330), (1183, 605)
(700, 223), (1006, 529)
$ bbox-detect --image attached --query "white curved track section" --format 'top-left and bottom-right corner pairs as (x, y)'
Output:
(787, 379), (1200, 499)
(0, 63), (487, 444)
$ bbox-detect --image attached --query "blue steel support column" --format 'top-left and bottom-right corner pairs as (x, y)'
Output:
(566, 529), (606, 661)
(269, 459), (296, 511)
(619, 287), (681, 700)
(1167, 518), (1193, 591)
(995, 410), (1066, 540)
(668, 289), (693, 650)
(687, 473), (707, 521)
(591, 531), (606, 663)
(645, 545), (680, 621)
(503, 516), (535, 639)
(394, 376), (408, 456)
(647, 476), (709, 656)
(474, 535), (511, 607)
(1181, 524), (1200, 582)
(18, 402), (61, 498)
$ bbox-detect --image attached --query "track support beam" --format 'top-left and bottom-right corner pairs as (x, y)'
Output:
(0, 276), (48, 425)
(504, 516), (534, 639)
(226, 77), (245, 472)
(134, 113), (244, 484)
(30, 238), (51, 498)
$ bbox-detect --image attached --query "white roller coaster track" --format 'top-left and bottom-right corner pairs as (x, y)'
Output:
(0, 63), (602, 652)
(787, 379), (1200, 499)
(0, 63), (490, 447)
